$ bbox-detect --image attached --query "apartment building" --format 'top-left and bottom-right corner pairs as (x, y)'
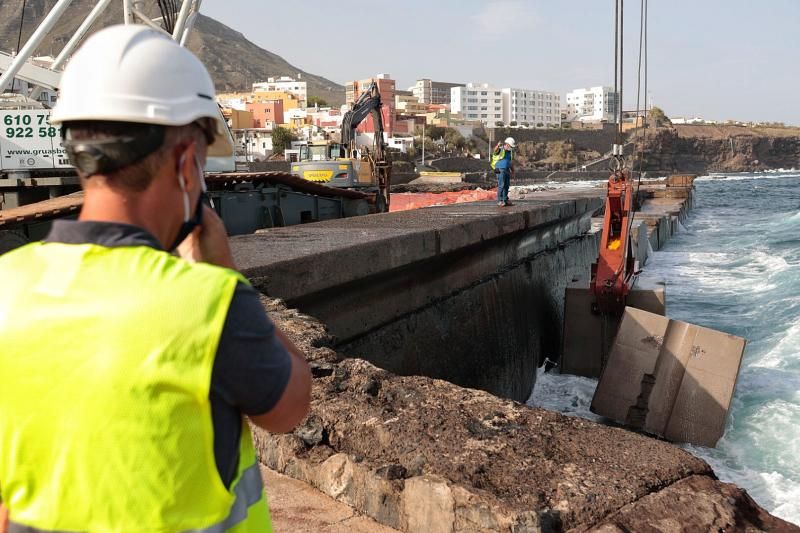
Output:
(217, 89), (296, 109)
(502, 88), (561, 127)
(565, 86), (619, 122)
(344, 73), (396, 136)
(396, 93), (428, 114)
(245, 100), (284, 128)
(412, 78), (463, 105)
(252, 90), (300, 112)
(451, 83), (504, 125)
(252, 76), (307, 107)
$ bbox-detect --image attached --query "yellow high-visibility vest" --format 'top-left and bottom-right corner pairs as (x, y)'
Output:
(0, 241), (272, 532)
(490, 148), (513, 170)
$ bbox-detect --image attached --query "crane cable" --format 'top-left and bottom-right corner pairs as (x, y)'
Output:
(12, 0), (28, 94)
(156, 0), (181, 33)
(618, 0), (624, 145)
(627, 0), (649, 278)
(634, 0), (649, 181)
(610, 0), (650, 285)
(613, 0), (619, 144)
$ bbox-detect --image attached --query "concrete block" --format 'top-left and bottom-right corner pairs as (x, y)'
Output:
(647, 226), (659, 251)
(411, 172), (463, 184)
(630, 221), (650, 266)
(561, 280), (665, 378)
(590, 307), (746, 447)
(666, 174), (696, 187)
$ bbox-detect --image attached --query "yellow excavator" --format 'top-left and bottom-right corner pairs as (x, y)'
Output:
(291, 81), (391, 212)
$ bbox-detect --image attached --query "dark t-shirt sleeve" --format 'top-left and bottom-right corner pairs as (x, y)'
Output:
(211, 282), (292, 416)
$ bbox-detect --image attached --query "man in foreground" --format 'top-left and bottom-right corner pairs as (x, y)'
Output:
(0, 25), (310, 532)
(491, 136), (517, 206)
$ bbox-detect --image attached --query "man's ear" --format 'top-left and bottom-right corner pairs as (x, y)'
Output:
(177, 141), (199, 192)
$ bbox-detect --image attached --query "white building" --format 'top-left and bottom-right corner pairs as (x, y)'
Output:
(451, 84), (560, 127)
(565, 86), (619, 122)
(412, 79), (462, 105)
(216, 94), (248, 111)
(670, 116), (714, 125)
(451, 83), (504, 125)
(252, 76), (308, 106)
(502, 88), (561, 127)
(234, 129), (273, 162)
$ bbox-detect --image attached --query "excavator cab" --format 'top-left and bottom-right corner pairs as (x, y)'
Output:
(293, 142), (373, 187)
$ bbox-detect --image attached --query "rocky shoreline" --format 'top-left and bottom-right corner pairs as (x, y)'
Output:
(243, 180), (798, 531)
(635, 125), (800, 174)
(254, 296), (797, 532)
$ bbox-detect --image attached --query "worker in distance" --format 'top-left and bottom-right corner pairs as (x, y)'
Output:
(0, 25), (310, 532)
(491, 136), (517, 207)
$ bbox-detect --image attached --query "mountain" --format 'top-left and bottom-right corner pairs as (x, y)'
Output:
(0, 0), (344, 105)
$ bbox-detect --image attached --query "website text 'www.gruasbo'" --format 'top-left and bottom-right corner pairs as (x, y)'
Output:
(5, 148), (65, 156)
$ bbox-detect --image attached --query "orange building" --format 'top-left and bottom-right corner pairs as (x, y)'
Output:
(246, 100), (284, 128)
(222, 108), (255, 129)
(344, 74), (395, 136)
(252, 91), (300, 111)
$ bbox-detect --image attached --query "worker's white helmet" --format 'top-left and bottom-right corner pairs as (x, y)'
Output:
(50, 24), (233, 157)
(504, 137), (517, 148)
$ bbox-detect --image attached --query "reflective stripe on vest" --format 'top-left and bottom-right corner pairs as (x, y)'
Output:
(0, 242), (272, 532)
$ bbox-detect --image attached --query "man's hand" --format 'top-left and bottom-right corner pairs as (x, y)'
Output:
(177, 205), (236, 270)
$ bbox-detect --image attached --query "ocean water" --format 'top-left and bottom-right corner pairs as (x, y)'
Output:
(528, 172), (800, 524)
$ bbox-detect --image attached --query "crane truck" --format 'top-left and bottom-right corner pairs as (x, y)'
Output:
(0, 0), (379, 254)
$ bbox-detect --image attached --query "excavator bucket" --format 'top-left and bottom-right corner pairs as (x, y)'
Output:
(561, 276), (666, 379)
(590, 307), (746, 448)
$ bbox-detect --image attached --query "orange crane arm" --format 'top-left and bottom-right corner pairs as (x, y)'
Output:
(590, 168), (637, 315)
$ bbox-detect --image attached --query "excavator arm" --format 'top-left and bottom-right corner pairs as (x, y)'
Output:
(590, 165), (637, 315)
(338, 80), (391, 210)
(340, 81), (386, 159)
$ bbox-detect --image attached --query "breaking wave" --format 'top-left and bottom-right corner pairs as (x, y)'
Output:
(530, 172), (800, 525)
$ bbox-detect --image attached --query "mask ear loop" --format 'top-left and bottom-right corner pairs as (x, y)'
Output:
(195, 154), (214, 208)
(178, 153), (191, 222)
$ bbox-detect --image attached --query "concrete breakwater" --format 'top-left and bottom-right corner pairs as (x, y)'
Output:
(234, 196), (600, 401)
(230, 181), (796, 531)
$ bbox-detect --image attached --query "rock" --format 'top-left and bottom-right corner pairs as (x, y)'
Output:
(579, 475), (799, 533)
(404, 454), (427, 477)
(375, 463), (407, 481)
(402, 476), (455, 533)
(360, 378), (381, 397)
(309, 361), (335, 378)
(294, 415), (326, 447)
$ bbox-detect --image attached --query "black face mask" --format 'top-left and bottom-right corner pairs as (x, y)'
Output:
(168, 192), (206, 252)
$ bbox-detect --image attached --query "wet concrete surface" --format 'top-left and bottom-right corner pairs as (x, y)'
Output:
(231, 194), (604, 302)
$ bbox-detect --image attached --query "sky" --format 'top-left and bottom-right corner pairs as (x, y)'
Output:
(202, 0), (800, 125)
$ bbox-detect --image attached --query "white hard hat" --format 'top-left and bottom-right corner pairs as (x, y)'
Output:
(504, 137), (517, 148)
(50, 24), (233, 157)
